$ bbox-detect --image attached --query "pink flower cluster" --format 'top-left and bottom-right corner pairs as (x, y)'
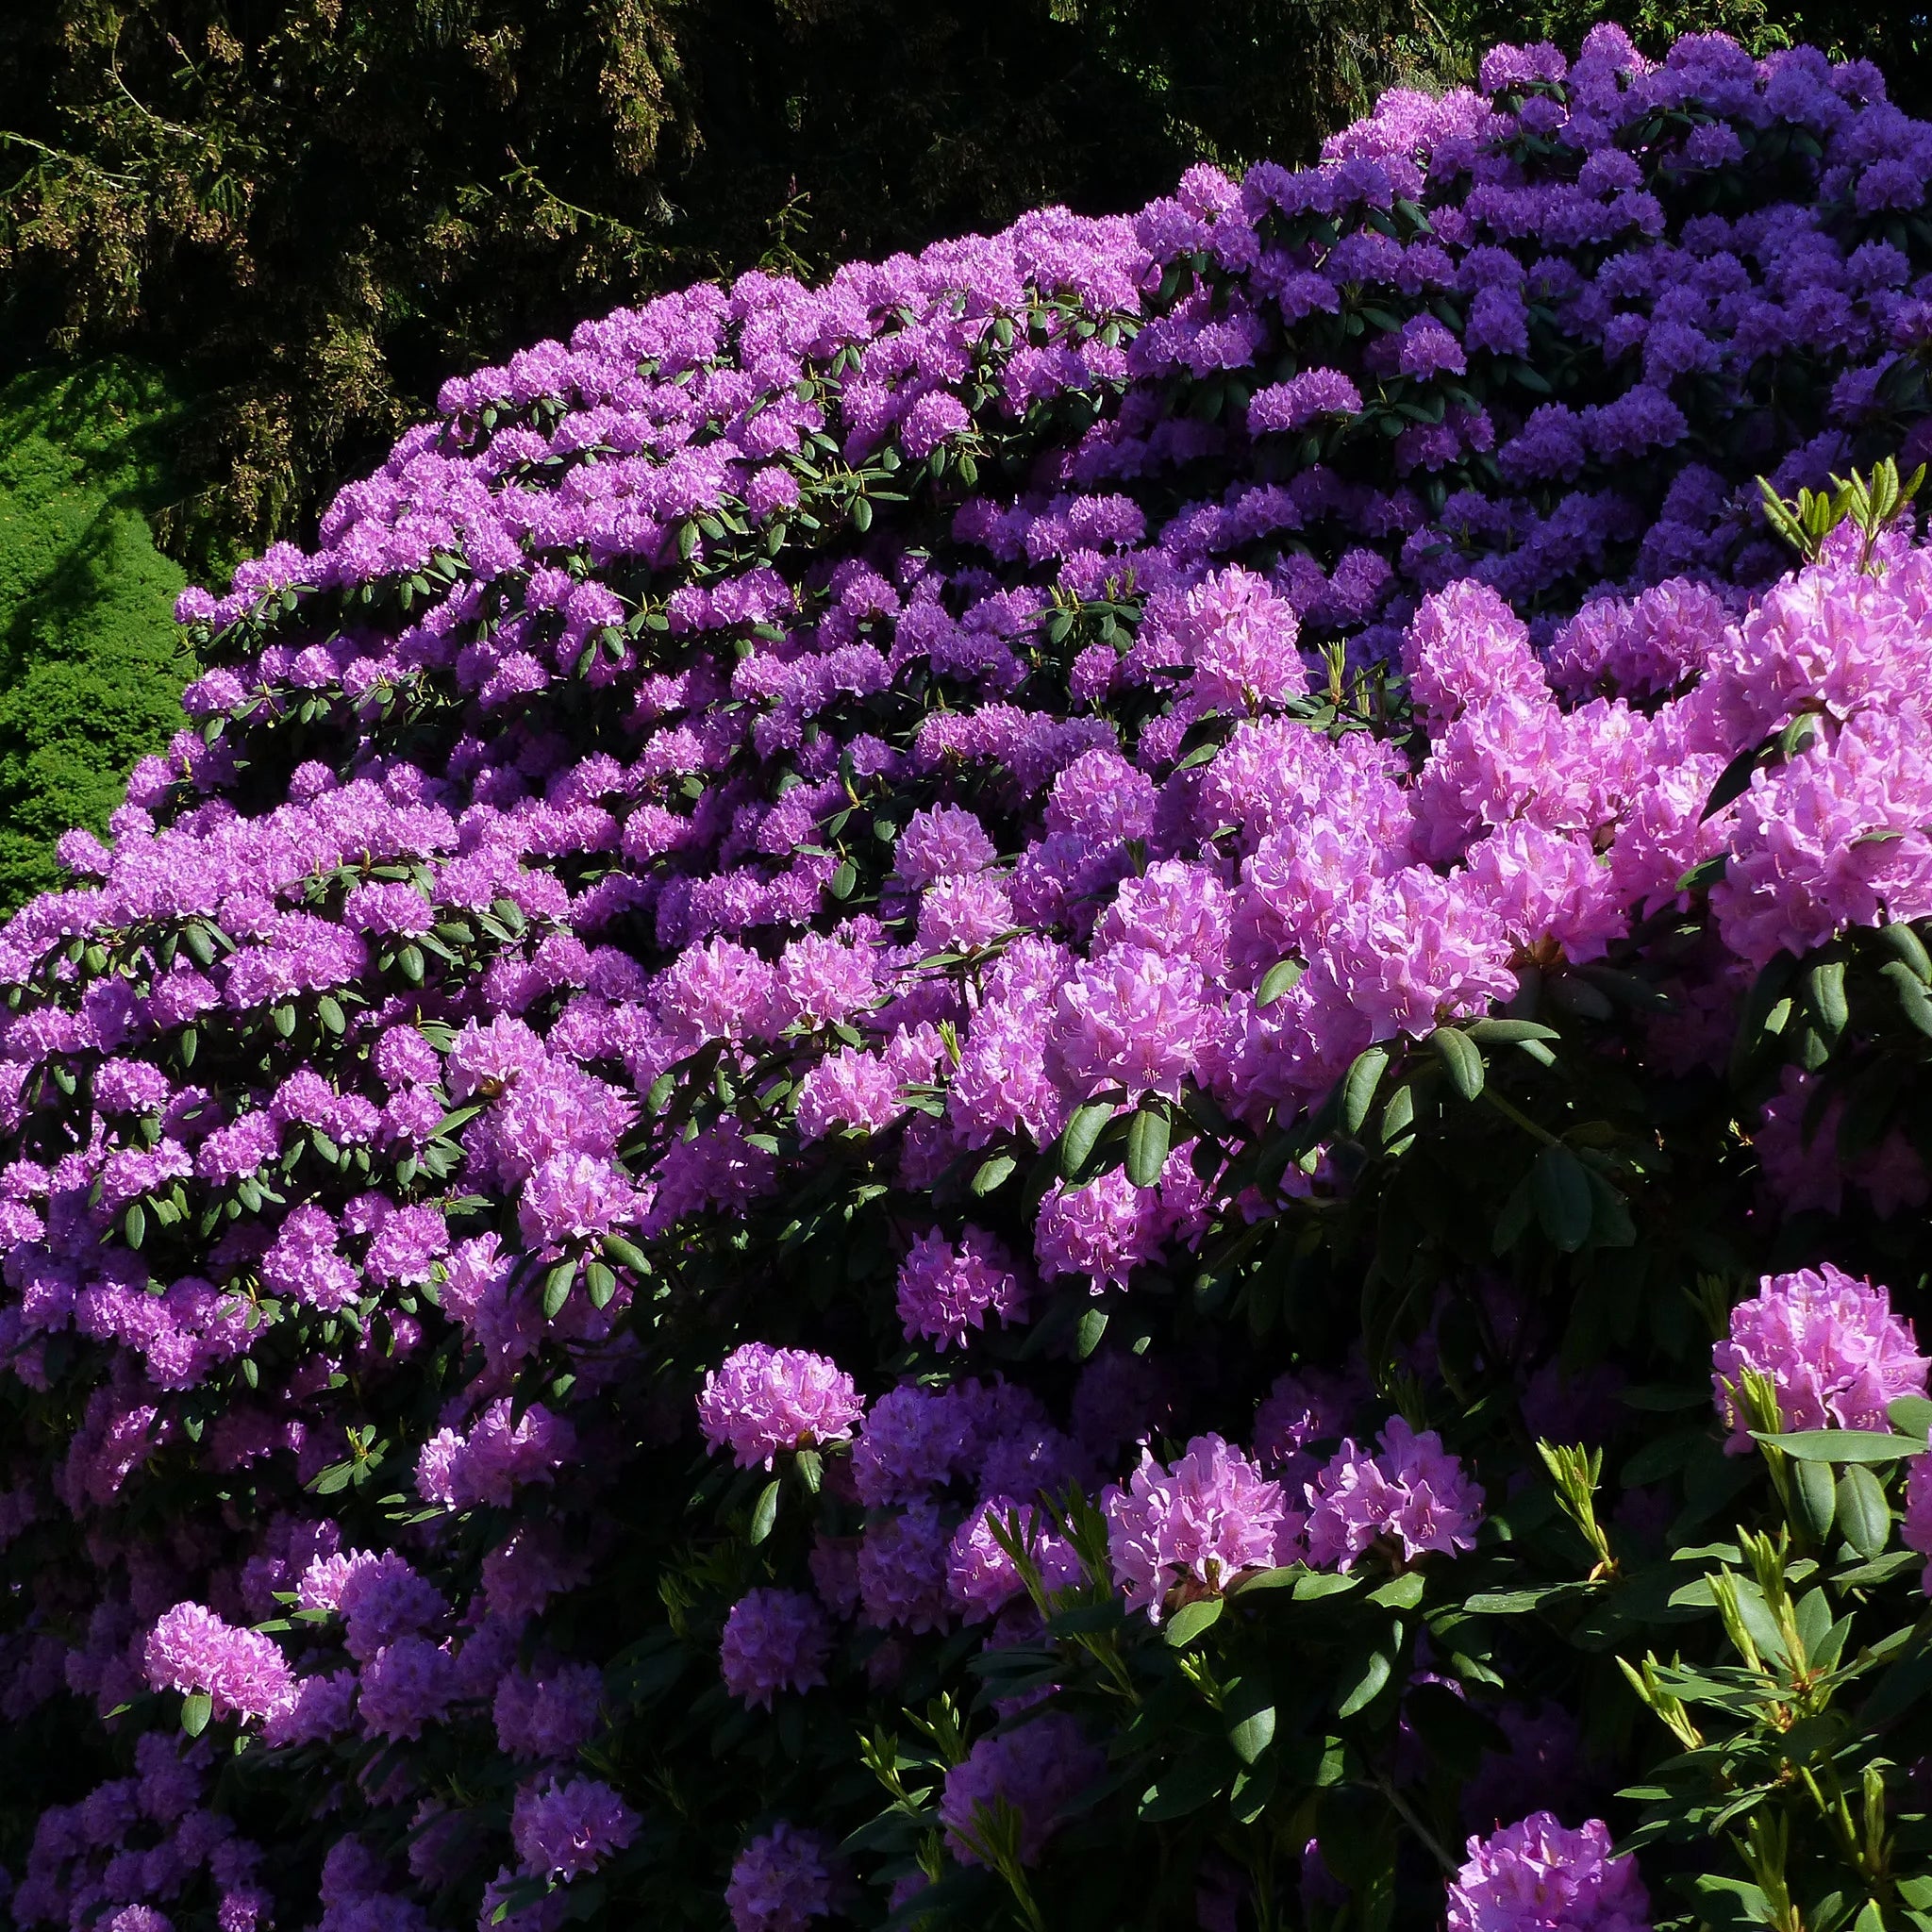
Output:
(1304, 1418), (1487, 1571)
(697, 1345), (864, 1469)
(1711, 1265), (1929, 1450)
(1446, 1814), (1650, 1932)
(1104, 1435), (1292, 1621)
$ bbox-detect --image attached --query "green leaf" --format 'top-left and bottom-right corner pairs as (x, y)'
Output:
(181, 1690), (212, 1738)
(308, 1460), (354, 1496)
(1059, 1098), (1114, 1179)
(828, 859), (858, 900)
(1125, 1102), (1171, 1190)
(1336, 1648), (1393, 1718)
(1676, 854), (1727, 893)
(124, 1201), (146, 1249)
(1751, 1428), (1923, 1463)
(1075, 1308), (1108, 1359)
(1881, 922), (1932, 983)
(584, 1261), (618, 1309)
(601, 1235), (649, 1274)
(1138, 1752), (1231, 1822)
(1461, 1586), (1592, 1615)
(1340, 1045), (1389, 1136)
(317, 994), (346, 1033)
(1701, 739), (1766, 822)
(1257, 958), (1305, 1008)
(1164, 1596), (1224, 1647)
(1228, 1704), (1276, 1764)
(1531, 1145), (1593, 1251)
(1378, 1080), (1416, 1149)
(1838, 1464), (1892, 1559)
(1465, 1017), (1558, 1045)
(1890, 1395), (1932, 1441)
(1430, 1025), (1484, 1100)
(1882, 959), (1932, 1037)
(541, 1258), (577, 1318)
(1367, 1573), (1424, 1610)
(1291, 1572), (1360, 1602)
(1791, 1456), (1837, 1544)
(971, 1154), (1016, 1195)
(1806, 957), (1849, 1039)
(749, 1478), (781, 1545)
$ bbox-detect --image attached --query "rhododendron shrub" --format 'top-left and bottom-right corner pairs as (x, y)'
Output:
(11, 26), (1932, 1932)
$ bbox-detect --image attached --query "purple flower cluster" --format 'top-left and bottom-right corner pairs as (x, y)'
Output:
(1305, 1418), (1486, 1570)
(1446, 1814), (1650, 1932)
(719, 1589), (832, 1708)
(1711, 1265), (1929, 1450)
(697, 1346), (865, 1469)
(0, 23), (1927, 1931)
(938, 1713), (1105, 1866)
(1104, 1435), (1291, 1621)
(724, 1824), (841, 1932)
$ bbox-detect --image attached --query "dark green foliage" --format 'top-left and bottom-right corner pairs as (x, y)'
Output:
(0, 0), (1417, 565)
(0, 358), (190, 909)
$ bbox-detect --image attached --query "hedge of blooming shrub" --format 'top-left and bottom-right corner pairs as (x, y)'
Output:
(11, 25), (1932, 1932)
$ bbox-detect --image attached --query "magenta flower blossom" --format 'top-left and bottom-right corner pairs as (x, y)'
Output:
(1175, 564), (1308, 713)
(516, 1151), (640, 1250)
(850, 1383), (974, 1506)
(1104, 1434), (1291, 1622)
(898, 390), (973, 458)
(494, 1664), (603, 1759)
(510, 1777), (638, 1882)
(696, 1343), (864, 1469)
(857, 1501), (952, 1633)
(945, 1497), (1086, 1620)
(1446, 1814), (1650, 1932)
(918, 873), (1014, 951)
(144, 1603), (295, 1723)
(1307, 867), (1517, 1042)
(1254, 1367), (1364, 1466)
(894, 804), (997, 886)
(719, 1588), (832, 1708)
(895, 1227), (1029, 1350)
(1904, 1453), (1932, 1595)
(15, 31), (1932, 1932)
(1305, 1417), (1485, 1570)
(1711, 1264), (1929, 1451)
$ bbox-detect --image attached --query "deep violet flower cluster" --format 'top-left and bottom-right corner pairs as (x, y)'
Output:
(937, 1714), (1106, 1867)
(3, 25), (1932, 1932)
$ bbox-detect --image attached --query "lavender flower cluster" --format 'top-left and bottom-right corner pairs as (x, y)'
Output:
(2, 25), (1932, 1932)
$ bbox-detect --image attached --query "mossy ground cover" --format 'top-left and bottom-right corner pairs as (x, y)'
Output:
(0, 359), (190, 910)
